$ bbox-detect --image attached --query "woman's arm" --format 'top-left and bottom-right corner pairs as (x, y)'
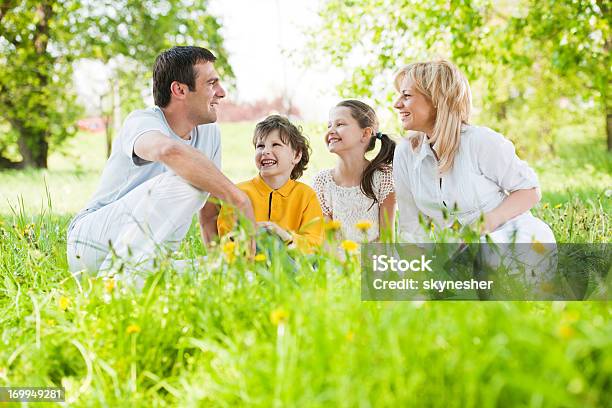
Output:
(483, 187), (540, 233)
(471, 128), (542, 234)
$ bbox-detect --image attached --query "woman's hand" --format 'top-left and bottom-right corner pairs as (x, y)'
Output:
(482, 211), (503, 234)
(482, 188), (540, 234)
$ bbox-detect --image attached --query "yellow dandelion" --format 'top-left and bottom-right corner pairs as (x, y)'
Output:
(451, 220), (461, 231)
(531, 239), (546, 254)
(554, 203), (562, 209)
(58, 296), (71, 311)
(105, 278), (115, 293)
(557, 324), (575, 339)
(222, 241), (236, 255)
(46, 319), (56, 327)
(126, 324), (141, 334)
(254, 253), (267, 262)
(341, 240), (359, 253)
(429, 221), (435, 232)
(324, 220), (342, 231)
(270, 308), (289, 326)
(542, 203), (549, 209)
(355, 220), (373, 232)
(222, 241), (237, 263)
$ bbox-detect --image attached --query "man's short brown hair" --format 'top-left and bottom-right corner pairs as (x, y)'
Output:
(153, 46), (217, 108)
(252, 115), (311, 180)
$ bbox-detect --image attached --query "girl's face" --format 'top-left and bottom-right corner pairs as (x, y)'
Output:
(326, 106), (370, 154)
(393, 77), (436, 135)
(254, 130), (301, 179)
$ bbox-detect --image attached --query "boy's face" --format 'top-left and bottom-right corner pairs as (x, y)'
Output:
(255, 130), (302, 180)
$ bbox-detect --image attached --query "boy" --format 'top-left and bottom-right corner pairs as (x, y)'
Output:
(218, 115), (324, 251)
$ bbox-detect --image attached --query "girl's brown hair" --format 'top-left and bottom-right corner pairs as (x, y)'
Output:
(336, 100), (395, 204)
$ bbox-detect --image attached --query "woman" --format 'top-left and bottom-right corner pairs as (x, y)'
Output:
(392, 60), (555, 246)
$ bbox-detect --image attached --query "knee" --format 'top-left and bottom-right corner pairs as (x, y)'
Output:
(154, 173), (205, 203)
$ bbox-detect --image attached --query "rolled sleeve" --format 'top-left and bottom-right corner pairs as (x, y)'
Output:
(475, 129), (540, 194)
(120, 112), (167, 165)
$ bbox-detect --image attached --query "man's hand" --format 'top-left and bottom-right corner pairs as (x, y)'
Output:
(199, 201), (219, 243)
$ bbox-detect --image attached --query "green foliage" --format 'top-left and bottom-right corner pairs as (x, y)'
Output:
(306, 0), (611, 153)
(0, 0), (233, 168)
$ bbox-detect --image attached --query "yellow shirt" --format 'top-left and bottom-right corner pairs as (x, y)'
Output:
(217, 175), (324, 251)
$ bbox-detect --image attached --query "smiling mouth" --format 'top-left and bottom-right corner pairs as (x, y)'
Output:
(260, 159), (277, 168)
(400, 112), (411, 119)
(327, 137), (341, 145)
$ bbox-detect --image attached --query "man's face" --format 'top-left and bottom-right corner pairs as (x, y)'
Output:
(185, 61), (226, 124)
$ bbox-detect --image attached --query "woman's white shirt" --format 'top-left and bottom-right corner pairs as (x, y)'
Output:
(393, 125), (541, 242)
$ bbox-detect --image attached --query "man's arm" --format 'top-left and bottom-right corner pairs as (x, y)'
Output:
(133, 131), (255, 223)
(199, 201), (219, 243)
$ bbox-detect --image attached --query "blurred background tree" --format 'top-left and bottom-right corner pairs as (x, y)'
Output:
(0, 0), (233, 168)
(305, 0), (610, 155)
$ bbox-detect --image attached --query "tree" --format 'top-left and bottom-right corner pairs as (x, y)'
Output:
(305, 0), (611, 151)
(0, 0), (233, 168)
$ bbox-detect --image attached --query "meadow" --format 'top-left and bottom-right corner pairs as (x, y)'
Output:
(0, 122), (610, 406)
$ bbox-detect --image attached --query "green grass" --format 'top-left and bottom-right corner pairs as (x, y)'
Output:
(0, 123), (610, 406)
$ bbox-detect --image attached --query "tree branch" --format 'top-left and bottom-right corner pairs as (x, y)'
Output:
(0, 0), (18, 27)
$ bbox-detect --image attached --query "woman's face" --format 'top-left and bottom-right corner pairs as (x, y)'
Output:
(393, 77), (436, 135)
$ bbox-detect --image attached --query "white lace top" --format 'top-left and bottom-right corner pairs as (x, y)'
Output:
(312, 167), (395, 242)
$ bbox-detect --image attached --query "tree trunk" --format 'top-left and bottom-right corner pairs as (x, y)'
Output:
(9, 117), (49, 168)
(607, 108), (611, 152)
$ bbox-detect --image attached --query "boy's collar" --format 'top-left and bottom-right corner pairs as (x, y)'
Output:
(253, 175), (297, 197)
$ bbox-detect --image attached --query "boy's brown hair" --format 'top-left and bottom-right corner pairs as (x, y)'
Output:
(252, 115), (311, 180)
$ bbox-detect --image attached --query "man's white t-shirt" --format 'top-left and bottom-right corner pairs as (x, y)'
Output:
(68, 106), (221, 233)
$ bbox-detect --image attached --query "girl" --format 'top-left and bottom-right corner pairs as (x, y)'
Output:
(392, 60), (555, 245)
(313, 100), (396, 242)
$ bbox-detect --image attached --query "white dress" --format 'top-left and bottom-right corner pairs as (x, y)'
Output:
(312, 167), (395, 242)
(392, 125), (555, 244)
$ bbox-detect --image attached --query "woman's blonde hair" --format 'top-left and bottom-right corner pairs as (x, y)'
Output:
(394, 60), (471, 173)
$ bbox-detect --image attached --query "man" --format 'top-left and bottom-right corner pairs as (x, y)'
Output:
(67, 46), (254, 274)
